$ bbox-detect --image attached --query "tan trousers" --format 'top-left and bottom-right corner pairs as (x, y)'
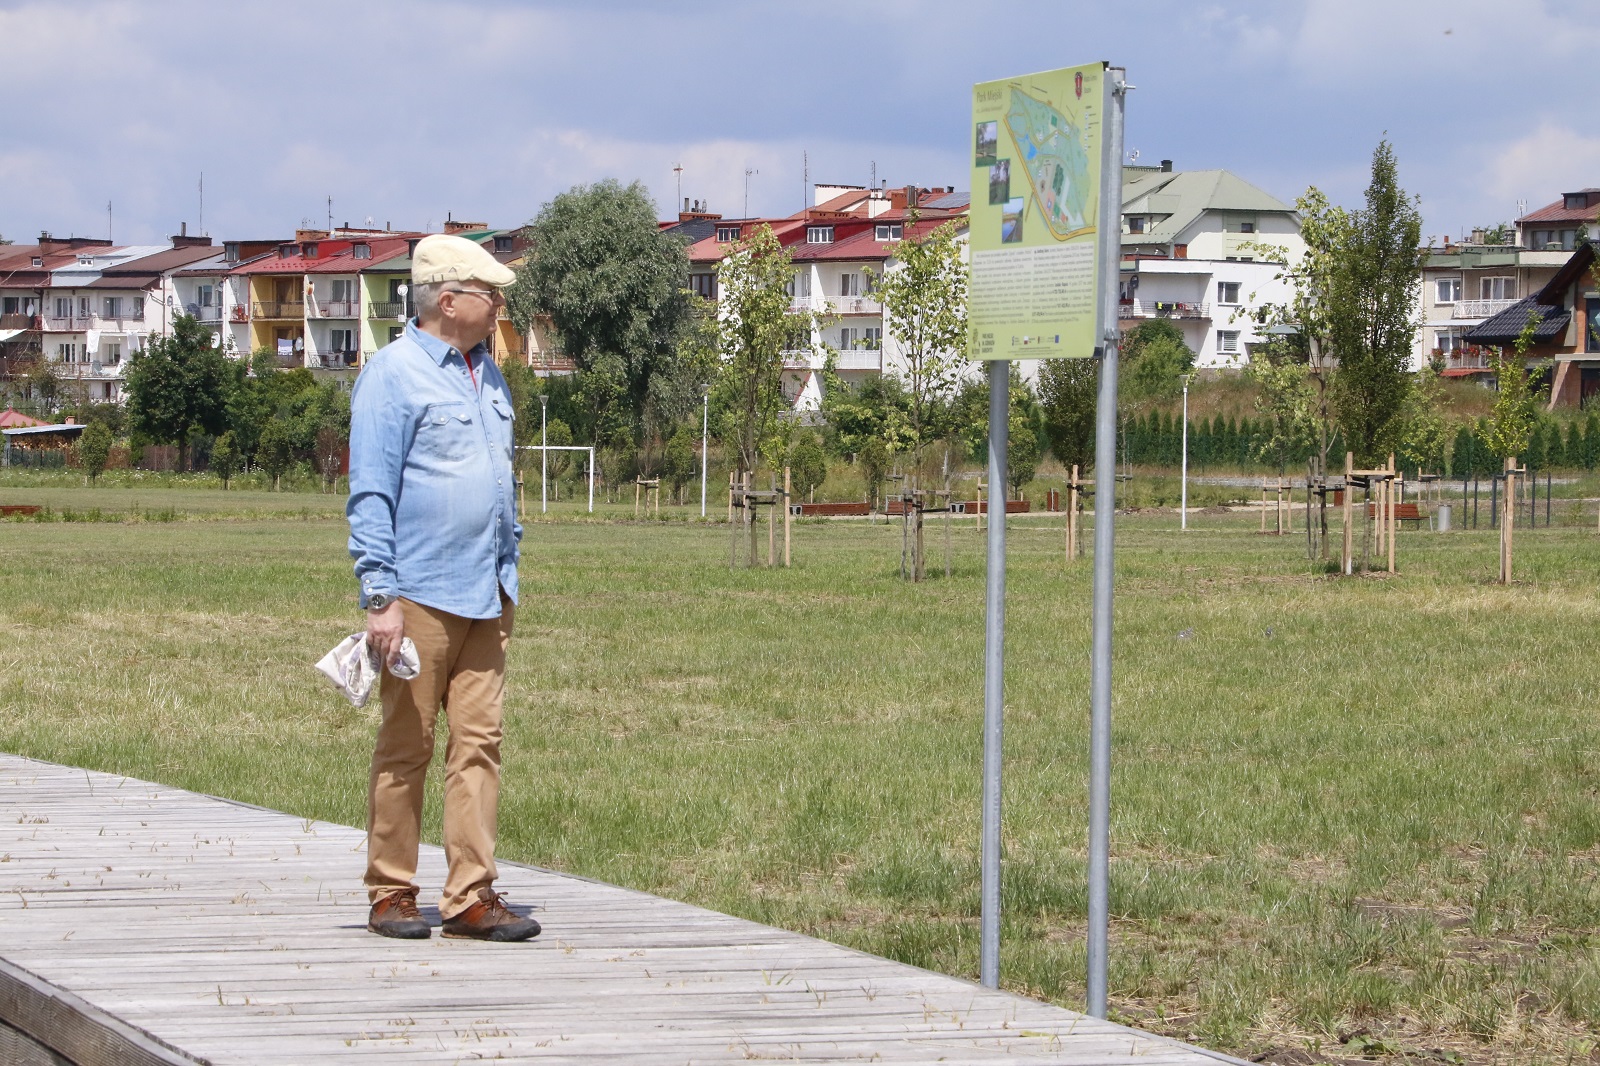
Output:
(365, 595), (514, 919)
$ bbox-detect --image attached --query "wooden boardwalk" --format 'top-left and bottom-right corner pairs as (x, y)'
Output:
(0, 754), (1244, 1065)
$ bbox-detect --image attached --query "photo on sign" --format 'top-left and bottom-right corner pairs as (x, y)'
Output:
(974, 121), (999, 166)
(1001, 197), (1025, 243)
(987, 160), (1011, 205)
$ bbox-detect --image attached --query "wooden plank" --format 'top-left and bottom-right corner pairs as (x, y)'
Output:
(0, 755), (1247, 1065)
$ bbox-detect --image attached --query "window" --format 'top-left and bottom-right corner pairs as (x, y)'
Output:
(1435, 277), (1461, 304)
(1240, 221), (1255, 234)
(1566, 193), (1590, 210)
(30, 256), (42, 267)
(1127, 216), (1145, 234)
(132, 296), (143, 319)
(224, 242), (240, 263)
(103, 297), (122, 319)
(839, 272), (865, 297)
(54, 297), (70, 318)
(1217, 281), (1240, 305)
(875, 223), (903, 240)
(330, 328), (355, 352)
(1436, 329), (1461, 354)
(1588, 299), (1600, 353)
(1, 297), (16, 314)
(279, 244), (298, 258)
(105, 343), (121, 365)
(786, 270), (811, 299)
(863, 326), (882, 349)
(56, 343), (77, 363)
(353, 243), (371, 260)
(493, 235), (514, 253)
(1562, 229), (1577, 251)
(807, 226), (834, 244)
(388, 326), (404, 344)
(198, 284), (214, 307)
(78, 296), (89, 316)
(304, 243), (319, 259)
(1481, 276), (1515, 301)
(716, 225), (741, 243)
(331, 279), (355, 303)
(1217, 330), (1240, 354)
(688, 273), (716, 300)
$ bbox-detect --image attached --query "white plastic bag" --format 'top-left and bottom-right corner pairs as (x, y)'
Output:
(314, 632), (421, 708)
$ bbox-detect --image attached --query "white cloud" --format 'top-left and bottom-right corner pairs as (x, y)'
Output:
(1485, 121), (1600, 208)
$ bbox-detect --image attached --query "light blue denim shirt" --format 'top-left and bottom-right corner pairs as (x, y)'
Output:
(347, 319), (520, 620)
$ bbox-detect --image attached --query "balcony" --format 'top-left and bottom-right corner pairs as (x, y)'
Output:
(1453, 299), (1516, 320)
(253, 301), (305, 320)
(1440, 347), (1493, 373)
(51, 361), (123, 379)
(835, 348), (882, 372)
(97, 309), (144, 325)
(230, 305), (250, 323)
(826, 295), (881, 315)
(312, 300), (360, 319)
(369, 301), (406, 319)
(186, 304), (223, 323)
(0, 314), (40, 331)
(1118, 298), (1209, 320)
(308, 351), (360, 368)
(43, 316), (89, 331)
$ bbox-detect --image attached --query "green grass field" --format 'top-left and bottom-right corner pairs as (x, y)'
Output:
(1, 488), (1596, 1065)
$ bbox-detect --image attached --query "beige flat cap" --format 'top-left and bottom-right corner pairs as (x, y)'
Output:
(411, 233), (516, 288)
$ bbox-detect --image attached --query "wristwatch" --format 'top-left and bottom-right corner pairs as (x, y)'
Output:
(367, 593), (396, 611)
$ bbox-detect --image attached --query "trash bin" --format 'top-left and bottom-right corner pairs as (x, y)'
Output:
(1436, 503), (1452, 532)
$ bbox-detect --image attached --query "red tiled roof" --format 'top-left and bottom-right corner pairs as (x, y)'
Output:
(229, 240), (356, 275)
(302, 237), (413, 274)
(0, 408), (49, 428)
(1519, 190), (1600, 224)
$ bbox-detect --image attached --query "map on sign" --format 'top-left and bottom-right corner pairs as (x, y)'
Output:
(1003, 87), (1092, 239)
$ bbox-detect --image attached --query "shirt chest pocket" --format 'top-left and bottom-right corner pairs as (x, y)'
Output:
(416, 402), (475, 463)
(489, 398), (514, 457)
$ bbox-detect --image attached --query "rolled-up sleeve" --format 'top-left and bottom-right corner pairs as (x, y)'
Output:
(347, 359), (411, 607)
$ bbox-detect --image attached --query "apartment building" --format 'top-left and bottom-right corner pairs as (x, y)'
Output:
(1461, 242), (1599, 407)
(1118, 162), (1304, 367)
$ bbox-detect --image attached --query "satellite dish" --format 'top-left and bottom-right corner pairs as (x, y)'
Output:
(1129, 149), (1141, 164)
(397, 284), (409, 296)
(210, 332), (221, 348)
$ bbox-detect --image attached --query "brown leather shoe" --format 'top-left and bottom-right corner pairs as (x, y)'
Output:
(368, 889), (431, 939)
(441, 888), (541, 942)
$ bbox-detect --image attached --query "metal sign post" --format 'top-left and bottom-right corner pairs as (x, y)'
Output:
(969, 62), (1123, 999)
(978, 358), (1008, 988)
(1085, 67), (1127, 1019)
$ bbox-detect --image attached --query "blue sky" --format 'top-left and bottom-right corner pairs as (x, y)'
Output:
(3, 0), (1597, 247)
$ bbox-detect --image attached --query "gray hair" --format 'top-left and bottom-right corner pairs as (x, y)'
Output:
(412, 281), (446, 319)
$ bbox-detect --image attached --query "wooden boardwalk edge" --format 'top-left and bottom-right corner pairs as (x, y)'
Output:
(0, 957), (204, 1066)
(1, 753), (1253, 1065)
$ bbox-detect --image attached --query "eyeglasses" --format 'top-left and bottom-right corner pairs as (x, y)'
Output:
(446, 287), (502, 305)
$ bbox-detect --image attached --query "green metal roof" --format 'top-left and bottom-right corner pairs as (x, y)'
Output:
(1121, 169), (1296, 245)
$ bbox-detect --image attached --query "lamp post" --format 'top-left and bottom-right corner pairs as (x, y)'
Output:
(700, 390), (710, 519)
(539, 395), (548, 514)
(1180, 375), (1189, 530)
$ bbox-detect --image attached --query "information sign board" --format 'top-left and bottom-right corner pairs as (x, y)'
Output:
(968, 62), (1107, 360)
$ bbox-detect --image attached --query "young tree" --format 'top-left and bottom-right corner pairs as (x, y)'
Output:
(508, 179), (693, 435)
(661, 426), (697, 504)
(1243, 336), (1320, 473)
(1007, 405), (1039, 499)
(124, 314), (235, 469)
(211, 430), (240, 489)
(1396, 366), (1452, 474)
(1484, 312), (1547, 462)
(1037, 357), (1099, 472)
(75, 420), (113, 482)
(714, 224), (810, 476)
(789, 432), (828, 501)
(872, 220), (968, 484)
(256, 416), (294, 490)
(1120, 319), (1194, 406)
(1326, 140), (1425, 465)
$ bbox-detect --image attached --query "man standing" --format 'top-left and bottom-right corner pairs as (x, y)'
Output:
(347, 233), (539, 942)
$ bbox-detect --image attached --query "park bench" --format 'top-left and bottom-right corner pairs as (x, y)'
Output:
(1368, 502), (1424, 527)
(796, 501), (871, 517)
(0, 505), (40, 516)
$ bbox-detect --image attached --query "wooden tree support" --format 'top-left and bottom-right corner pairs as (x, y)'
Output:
(1338, 452), (1403, 576)
(1499, 455), (1524, 584)
(633, 477), (660, 519)
(1065, 465), (1094, 562)
(1259, 477), (1293, 536)
(730, 466), (792, 568)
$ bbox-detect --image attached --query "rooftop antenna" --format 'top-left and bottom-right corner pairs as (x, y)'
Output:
(744, 166), (758, 218)
(803, 150), (808, 210)
(870, 160), (877, 189)
(198, 172), (204, 236)
(327, 195), (333, 232)
(673, 162), (683, 208)
(107, 200), (112, 242)
(1128, 148), (1140, 165)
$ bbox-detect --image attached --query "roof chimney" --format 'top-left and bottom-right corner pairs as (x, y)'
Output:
(444, 219), (488, 234)
(1160, 159), (1173, 172)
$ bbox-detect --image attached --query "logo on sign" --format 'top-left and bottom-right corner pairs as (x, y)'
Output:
(1075, 72), (1083, 99)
